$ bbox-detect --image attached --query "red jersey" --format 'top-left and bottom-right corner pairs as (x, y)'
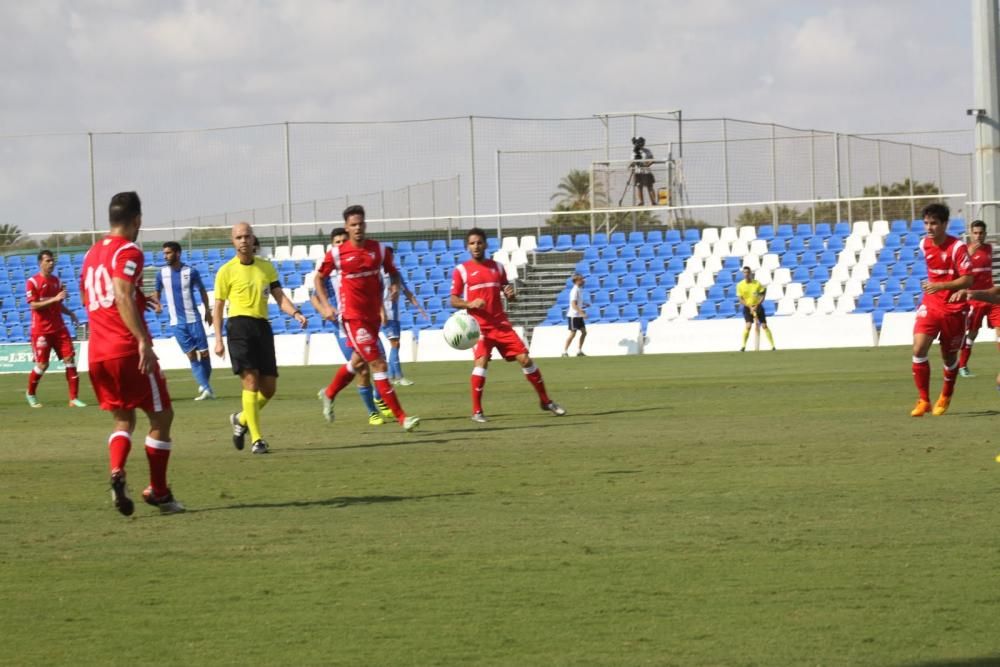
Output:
(81, 235), (150, 362)
(317, 239), (398, 321)
(967, 242), (994, 290)
(451, 259), (511, 329)
(918, 235), (972, 314)
(26, 272), (68, 335)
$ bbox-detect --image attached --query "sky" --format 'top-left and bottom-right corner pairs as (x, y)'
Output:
(0, 0), (980, 235)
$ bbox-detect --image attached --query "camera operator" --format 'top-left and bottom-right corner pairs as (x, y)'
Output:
(630, 136), (656, 206)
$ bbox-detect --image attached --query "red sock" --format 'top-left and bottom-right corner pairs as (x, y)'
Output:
(471, 369), (487, 414)
(27, 366), (43, 395)
(912, 358), (930, 402)
(523, 365), (551, 405)
(144, 437), (172, 497)
(108, 431), (132, 472)
(373, 373), (405, 422)
(942, 363), (958, 398)
(958, 341), (972, 369)
(325, 364), (356, 399)
(65, 364), (79, 400)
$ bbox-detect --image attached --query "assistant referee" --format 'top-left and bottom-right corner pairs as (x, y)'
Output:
(213, 222), (307, 454)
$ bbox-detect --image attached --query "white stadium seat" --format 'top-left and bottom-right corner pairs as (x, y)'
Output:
(729, 240), (750, 257)
(776, 296), (797, 315)
(765, 283), (784, 301)
(843, 279), (864, 299)
(520, 235), (538, 253)
(695, 271), (716, 288)
(291, 245), (309, 260)
(739, 225), (758, 242)
(850, 263), (870, 282)
(701, 227), (720, 244)
(679, 300), (700, 319)
(852, 221), (871, 237)
(685, 256), (705, 273)
(703, 256), (723, 273)
(668, 286), (688, 304)
(784, 282), (804, 300)
(748, 239), (769, 257)
(837, 249), (858, 268)
(845, 236), (865, 253)
(760, 253), (780, 272)
(755, 268), (773, 285)
(660, 302), (680, 320)
(816, 295), (837, 314)
(796, 297), (816, 315)
(741, 254), (761, 271)
(711, 241), (731, 258)
(836, 295), (856, 313)
(687, 286), (707, 304)
(693, 240), (713, 259)
(823, 280), (844, 298)
(864, 235), (884, 252)
(308, 244), (327, 260)
(509, 249), (529, 269)
(771, 268), (792, 286)
(830, 264), (851, 283)
(858, 248), (880, 267)
(273, 245), (291, 261)
(501, 236), (519, 253)
(677, 272), (697, 289)
(720, 227), (739, 243)
(871, 219), (890, 237)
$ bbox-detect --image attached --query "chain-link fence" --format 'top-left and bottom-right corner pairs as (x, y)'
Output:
(0, 114), (975, 253)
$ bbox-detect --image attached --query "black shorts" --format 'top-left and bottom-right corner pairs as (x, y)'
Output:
(226, 316), (278, 377)
(567, 317), (586, 332)
(742, 304), (767, 324)
(635, 172), (655, 187)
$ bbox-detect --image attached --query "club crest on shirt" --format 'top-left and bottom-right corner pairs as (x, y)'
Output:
(36, 336), (49, 348)
(355, 327), (374, 343)
(916, 304), (928, 318)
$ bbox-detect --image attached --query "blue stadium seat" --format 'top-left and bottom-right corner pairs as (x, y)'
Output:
(430, 239), (448, 253)
(665, 257), (684, 273)
(872, 309), (887, 329)
(722, 257), (742, 271)
(855, 294), (875, 313)
(573, 233), (590, 250)
(697, 301), (720, 319)
(910, 219), (925, 234)
(811, 266), (831, 283)
(799, 252), (818, 267)
(814, 223), (832, 238)
(591, 232), (609, 247)
(554, 235), (573, 251)
(682, 229), (700, 242)
(627, 231), (644, 245)
(776, 224), (794, 239)
(804, 281), (823, 298)
(818, 250), (837, 267)
(582, 246), (600, 261)
(486, 237), (500, 252)
(637, 245), (656, 260)
(609, 260), (629, 275)
(535, 235), (554, 252)
(883, 234), (902, 250)
(611, 290), (630, 305)
(618, 246), (637, 261)
(395, 241), (413, 254)
(649, 286), (668, 303)
(658, 273), (676, 289)
(890, 220), (909, 234)
(791, 266), (811, 282)
(807, 236), (826, 252)
(412, 240), (430, 254)
(707, 285), (726, 300)
(640, 302), (659, 321)
(620, 304), (640, 321)
(598, 246), (618, 261)
(592, 291), (610, 307)
(757, 225), (775, 240)
(795, 224), (814, 237)
(646, 230), (664, 244)
(674, 241), (693, 257)
(639, 273), (658, 288)
(948, 219), (965, 235)
(448, 239), (465, 252)
(883, 277), (903, 293)
(825, 237), (844, 253)
(787, 237), (806, 252)
(870, 264), (888, 280)
(665, 229), (682, 243)
(609, 231), (627, 246)
(832, 222), (850, 236)
(889, 262), (910, 278)
(619, 273), (639, 290)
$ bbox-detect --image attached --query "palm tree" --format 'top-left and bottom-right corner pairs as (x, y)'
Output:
(0, 223), (25, 247)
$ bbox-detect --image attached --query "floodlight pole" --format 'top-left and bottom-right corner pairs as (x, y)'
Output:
(972, 0), (1000, 233)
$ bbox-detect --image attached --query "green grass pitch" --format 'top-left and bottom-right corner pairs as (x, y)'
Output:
(3, 348), (1000, 665)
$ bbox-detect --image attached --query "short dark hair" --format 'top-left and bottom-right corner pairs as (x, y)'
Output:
(37, 249), (53, 262)
(342, 204), (365, 221)
(109, 191), (141, 224)
(972, 219), (986, 231)
(330, 227), (347, 238)
(742, 266), (752, 272)
(466, 227), (487, 243)
(162, 241), (182, 254)
(921, 203), (950, 223)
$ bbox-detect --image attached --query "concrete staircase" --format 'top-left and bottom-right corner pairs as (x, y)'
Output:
(507, 250), (581, 339)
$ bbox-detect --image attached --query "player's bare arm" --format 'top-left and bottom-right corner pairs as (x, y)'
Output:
(451, 293), (486, 310)
(503, 284), (516, 301)
(200, 287), (213, 326)
(951, 286), (1000, 304)
(30, 289), (67, 310)
(212, 299), (226, 357)
(271, 284), (307, 328)
(923, 274), (973, 294)
(312, 272), (336, 319)
(112, 276), (157, 374)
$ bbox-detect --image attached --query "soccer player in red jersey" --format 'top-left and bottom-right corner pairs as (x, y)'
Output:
(24, 249), (84, 408)
(450, 227), (566, 422)
(910, 203), (973, 417)
(81, 192), (183, 516)
(313, 205), (420, 431)
(957, 220), (1000, 377)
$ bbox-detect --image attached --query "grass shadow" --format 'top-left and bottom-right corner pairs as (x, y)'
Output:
(183, 491), (474, 514)
(899, 657), (1000, 667)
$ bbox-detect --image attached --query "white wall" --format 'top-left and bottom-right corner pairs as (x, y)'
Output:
(417, 326), (526, 362)
(529, 322), (643, 357)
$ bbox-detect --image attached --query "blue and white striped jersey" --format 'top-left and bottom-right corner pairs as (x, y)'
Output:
(155, 264), (207, 326)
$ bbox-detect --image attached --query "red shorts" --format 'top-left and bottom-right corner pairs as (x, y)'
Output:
(31, 328), (75, 364)
(966, 299), (1000, 333)
(914, 303), (966, 353)
(474, 323), (528, 361)
(88, 354), (172, 413)
(342, 318), (384, 363)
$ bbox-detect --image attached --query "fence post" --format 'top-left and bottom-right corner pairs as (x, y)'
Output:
(284, 122), (293, 249)
(88, 132), (97, 238)
(809, 130), (816, 230)
(722, 119), (731, 227)
(834, 133), (842, 224)
(495, 149), (503, 242)
(909, 144), (916, 223)
(469, 116), (477, 219)
(770, 123), (778, 226)
(876, 140), (884, 221)
(846, 136), (853, 223)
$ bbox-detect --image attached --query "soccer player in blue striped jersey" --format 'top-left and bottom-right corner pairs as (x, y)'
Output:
(381, 266), (422, 386)
(154, 242), (215, 400)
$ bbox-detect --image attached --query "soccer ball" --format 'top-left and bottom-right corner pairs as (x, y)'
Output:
(442, 311), (481, 350)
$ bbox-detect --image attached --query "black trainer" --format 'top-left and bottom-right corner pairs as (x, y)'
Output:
(110, 469), (134, 517)
(230, 412), (247, 450)
(251, 439), (270, 455)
